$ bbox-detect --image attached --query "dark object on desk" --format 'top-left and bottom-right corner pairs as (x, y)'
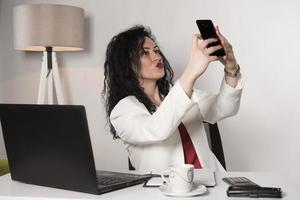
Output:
(227, 185), (282, 198)
(128, 122), (226, 170)
(222, 176), (259, 187)
(0, 104), (151, 195)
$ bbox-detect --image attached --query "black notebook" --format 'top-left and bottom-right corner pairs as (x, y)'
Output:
(0, 104), (151, 195)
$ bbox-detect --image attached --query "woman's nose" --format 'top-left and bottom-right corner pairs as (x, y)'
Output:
(150, 51), (161, 61)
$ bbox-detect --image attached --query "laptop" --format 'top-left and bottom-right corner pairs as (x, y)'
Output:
(0, 104), (151, 195)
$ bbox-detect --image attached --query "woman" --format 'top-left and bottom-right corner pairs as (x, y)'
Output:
(103, 25), (244, 173)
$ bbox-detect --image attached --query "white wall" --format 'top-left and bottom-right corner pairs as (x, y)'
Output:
(1, 0), (300, 188)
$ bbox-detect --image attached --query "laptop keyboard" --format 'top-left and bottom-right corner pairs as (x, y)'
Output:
(97, 175), (135, 186)
(95, 170), (154, 193)
(96, 170), (151, 187)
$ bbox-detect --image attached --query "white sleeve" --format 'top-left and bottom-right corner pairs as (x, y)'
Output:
(191, 75), (244, 124)
(110, 82), (196, 145)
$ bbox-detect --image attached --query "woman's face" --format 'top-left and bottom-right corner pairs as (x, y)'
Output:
(138, 37), (165, 82)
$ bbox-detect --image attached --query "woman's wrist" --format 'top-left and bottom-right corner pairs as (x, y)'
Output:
(179, 67), (198, 97)
(224, 64), (240, 88)
(224, 61), (237, 70)
(224, 64), (240, 78)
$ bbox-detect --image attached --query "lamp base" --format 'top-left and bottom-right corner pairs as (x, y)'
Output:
(37, 51), (65, 104)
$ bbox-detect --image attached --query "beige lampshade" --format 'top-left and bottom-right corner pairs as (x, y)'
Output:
(14, 4), (84, 52)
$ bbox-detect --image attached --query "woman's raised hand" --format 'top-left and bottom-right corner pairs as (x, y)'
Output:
(186, 34), (222, 79)
(215, 26), (237, 70)
(179, 34), (222, 97)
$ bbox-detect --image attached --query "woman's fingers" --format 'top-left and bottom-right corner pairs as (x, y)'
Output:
(215, 26), (225, 43)
(199, 38), (218, 49)
(191, 34), (222, 59)
(215, 26), (232, 50)
(198, 38), (223, 58)
(215, 27), (237, 68)
(206, 45), (223, 55)
(216, 26), (233, 52)
(192, 34), (202, 47)
(209, 55), (219, 62)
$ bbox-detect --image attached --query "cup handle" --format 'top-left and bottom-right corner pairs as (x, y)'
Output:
(160, 170), (171, 185)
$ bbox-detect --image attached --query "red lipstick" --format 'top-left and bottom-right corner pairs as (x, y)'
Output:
(156, 63), (164, 69)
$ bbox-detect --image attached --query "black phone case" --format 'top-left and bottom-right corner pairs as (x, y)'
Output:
(196, 20), (225, 57)
(227, 185), (282, 198)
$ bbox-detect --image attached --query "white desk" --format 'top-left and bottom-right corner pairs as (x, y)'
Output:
(0, 172), (299, 200)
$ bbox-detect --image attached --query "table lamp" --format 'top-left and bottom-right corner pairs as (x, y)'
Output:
(13, 4), (84, 104)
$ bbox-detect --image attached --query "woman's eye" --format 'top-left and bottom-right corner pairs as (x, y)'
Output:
(141, 50), (149, 55)
(141, 48), (160, 56)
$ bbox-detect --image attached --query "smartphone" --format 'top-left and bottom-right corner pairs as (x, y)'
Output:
(227, 186), (282, 198)
(196, 20), (225, 57)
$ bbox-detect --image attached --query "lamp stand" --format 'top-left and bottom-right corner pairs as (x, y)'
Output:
(37, 47), (65, 104)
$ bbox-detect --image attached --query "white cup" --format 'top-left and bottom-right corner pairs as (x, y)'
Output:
(160, 164), (194, 193)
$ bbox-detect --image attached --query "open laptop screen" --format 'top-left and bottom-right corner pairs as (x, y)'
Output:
(0, 104), (99, 194)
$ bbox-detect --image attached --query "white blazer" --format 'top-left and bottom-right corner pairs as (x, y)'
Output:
(110, 77), (244, 173)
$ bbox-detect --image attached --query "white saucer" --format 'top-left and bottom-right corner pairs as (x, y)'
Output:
(159, 184), (207, 197)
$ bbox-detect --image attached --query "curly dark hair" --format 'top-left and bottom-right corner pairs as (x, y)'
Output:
(102, 25), (174, 139)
